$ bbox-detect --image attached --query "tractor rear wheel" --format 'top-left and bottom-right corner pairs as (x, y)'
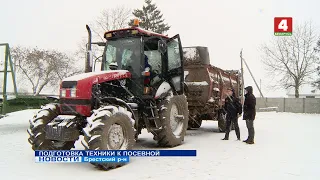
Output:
(27, 104), (76, 150)
(81, 105), (135, 170)
(155, 95), (189, 147)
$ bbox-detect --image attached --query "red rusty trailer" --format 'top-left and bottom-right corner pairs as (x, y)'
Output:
(183, 46), (243, 131)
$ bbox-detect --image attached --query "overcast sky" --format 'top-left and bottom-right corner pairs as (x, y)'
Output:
(0, 0), (319, 97)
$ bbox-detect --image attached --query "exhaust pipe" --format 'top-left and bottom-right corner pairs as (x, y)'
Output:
(85, 25), (92, 73)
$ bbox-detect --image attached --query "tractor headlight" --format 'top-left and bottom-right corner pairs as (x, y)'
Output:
(70, 88), (77, 97)
(60, 89), (66, 97)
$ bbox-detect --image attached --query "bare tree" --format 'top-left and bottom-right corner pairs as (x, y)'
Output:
(261, 21), (320, 98)
(91, 6), (132, 41)
(75, 6), (132, 70)
(11, 46), (82, 95)
(313, 40), (320, 89)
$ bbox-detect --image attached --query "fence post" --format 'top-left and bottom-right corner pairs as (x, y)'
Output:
(283, 98), (286, 112)
(265, 97), (267, 108)
(303, 98), (305, 113)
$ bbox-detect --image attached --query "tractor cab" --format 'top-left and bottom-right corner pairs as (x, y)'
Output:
(99, 19), (185, 98)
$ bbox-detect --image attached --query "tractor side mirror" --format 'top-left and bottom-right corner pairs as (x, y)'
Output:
(158, 40), (167, 54)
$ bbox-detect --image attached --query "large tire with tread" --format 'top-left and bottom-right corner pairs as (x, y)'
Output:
(218, 112), (227, 132)
(81, 105), (135, 170)
(188, 116), (202, 129)
(27, 103), (76, 150)
(155, 95), (189, 147)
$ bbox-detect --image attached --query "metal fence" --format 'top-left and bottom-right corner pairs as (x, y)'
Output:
(256, 97), (320, 114)
(0, 94), (58, 114)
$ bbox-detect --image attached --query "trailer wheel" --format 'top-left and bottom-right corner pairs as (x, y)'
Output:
(218, 112), (227, 132)
(81, 105), (135, 170)
(27, 104), (76, 150)
(155, 95), (189, 147)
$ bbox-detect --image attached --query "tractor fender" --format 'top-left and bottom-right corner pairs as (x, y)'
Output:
(154, 81), (172, 99)
(100, 97), (137, 121)
(46, 96), (59, 102)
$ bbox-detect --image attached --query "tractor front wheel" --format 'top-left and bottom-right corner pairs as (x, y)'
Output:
(27, 104), (76, 150)
(155, 95), (189, 147)
(81, 105), (135, 170)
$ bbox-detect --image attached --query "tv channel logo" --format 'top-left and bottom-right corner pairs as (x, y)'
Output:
(274, 17), (292, 36)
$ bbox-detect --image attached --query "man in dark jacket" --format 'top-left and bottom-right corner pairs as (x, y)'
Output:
(243, 86), (256, 144)
(222, 88), (242, 141)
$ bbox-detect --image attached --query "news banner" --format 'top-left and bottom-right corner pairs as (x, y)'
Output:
(35, 150), (197, 163)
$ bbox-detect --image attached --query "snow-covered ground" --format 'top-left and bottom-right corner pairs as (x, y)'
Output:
(0, 109), (320, 180)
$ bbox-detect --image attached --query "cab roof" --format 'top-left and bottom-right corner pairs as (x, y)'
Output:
(104, 26), (169, 40)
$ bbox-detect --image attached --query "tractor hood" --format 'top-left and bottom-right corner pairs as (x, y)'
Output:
(60, 70), (131, 99)
(62, 70), (131, 82)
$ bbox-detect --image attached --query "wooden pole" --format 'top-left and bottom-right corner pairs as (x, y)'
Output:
(240, 49), (244, 103)
(241, 51), (267, 107)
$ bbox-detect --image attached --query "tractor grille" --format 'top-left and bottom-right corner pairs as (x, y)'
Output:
(61, 81), (77, 88)
(60, 105), (77, 114)
(59, 98), (92, 116)
(45, 117), (80, 141)
(60, 99), (91, 105)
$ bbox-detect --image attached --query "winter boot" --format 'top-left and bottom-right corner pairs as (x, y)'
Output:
(246, 137), (254, 144)
(222, 132), (229, 140)
(243, 139), (248, 143)
(246, 141), (254, 144)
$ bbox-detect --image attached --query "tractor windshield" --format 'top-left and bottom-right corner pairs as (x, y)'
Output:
(103, 37), (142, 73)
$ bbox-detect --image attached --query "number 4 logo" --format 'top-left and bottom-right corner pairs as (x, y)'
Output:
(274, 17), (292, 36)
(278, 19), (288, 31)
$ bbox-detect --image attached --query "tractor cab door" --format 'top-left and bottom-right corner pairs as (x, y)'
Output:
(165, 34), (184, 95)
